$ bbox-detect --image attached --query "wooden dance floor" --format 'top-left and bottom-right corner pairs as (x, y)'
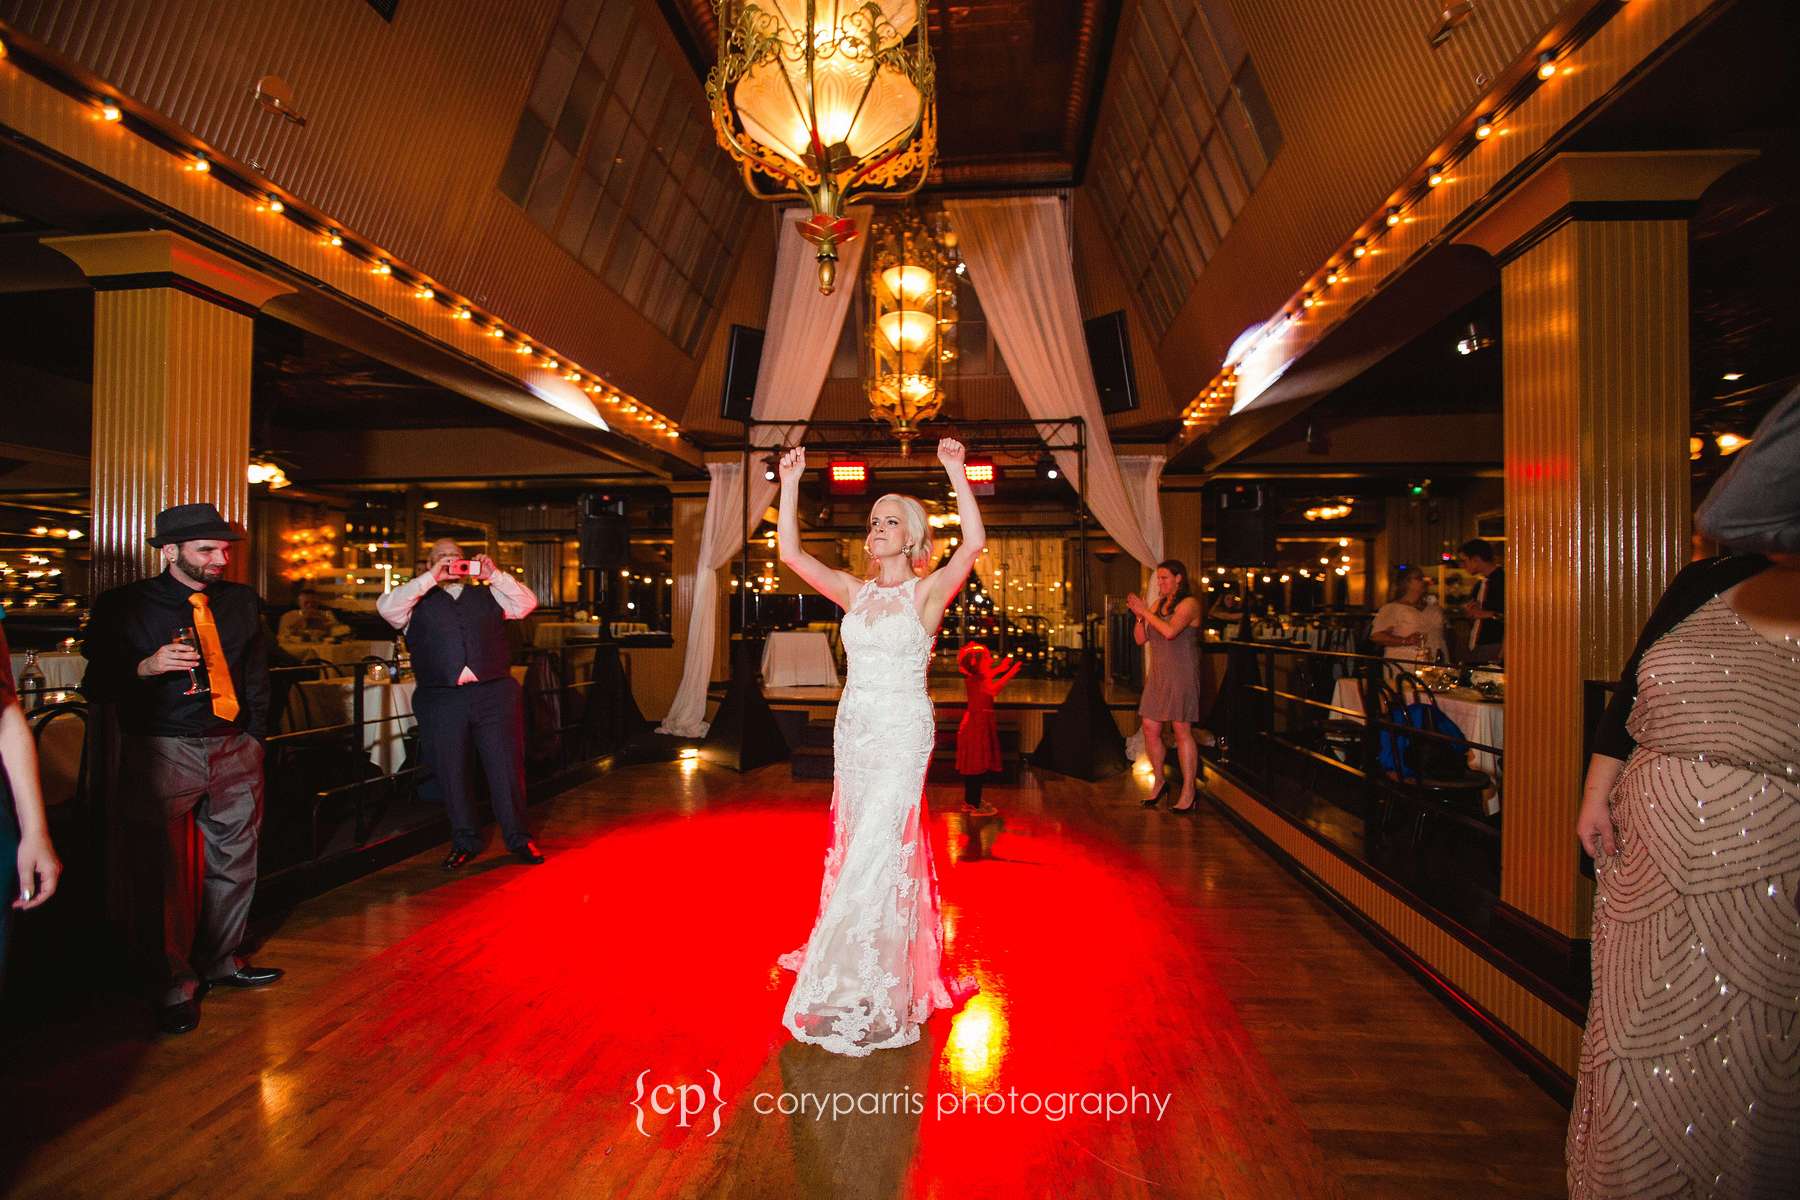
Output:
(1, 762), (1568, 1198)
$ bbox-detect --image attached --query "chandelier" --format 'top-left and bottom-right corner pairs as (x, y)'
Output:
(866, 205), (956, 454)
(707, 1), (937, 294)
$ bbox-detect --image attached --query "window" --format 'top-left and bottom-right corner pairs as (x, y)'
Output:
(498, 0), (752, 354)
(1089, 0), (1283, 336)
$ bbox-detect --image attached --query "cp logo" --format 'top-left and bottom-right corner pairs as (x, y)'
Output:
(630, 1069), (726, 1137)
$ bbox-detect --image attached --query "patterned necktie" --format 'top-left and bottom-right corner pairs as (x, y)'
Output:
(188, 592), (241, 721)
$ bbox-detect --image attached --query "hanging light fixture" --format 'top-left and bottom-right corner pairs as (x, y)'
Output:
(707, 1), (937, 294)
(865, 205), (956, 454)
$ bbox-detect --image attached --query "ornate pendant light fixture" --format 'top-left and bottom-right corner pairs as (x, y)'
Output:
(707, 1), (937, 294)
(866, 205), (956, 454)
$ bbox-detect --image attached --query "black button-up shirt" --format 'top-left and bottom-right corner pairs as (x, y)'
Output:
(82, 570), (270, 739)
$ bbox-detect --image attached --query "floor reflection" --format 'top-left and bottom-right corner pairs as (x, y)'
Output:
(774, 1037), (932, 1200)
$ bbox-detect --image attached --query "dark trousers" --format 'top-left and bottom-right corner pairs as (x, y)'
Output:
(124, 732), (263, 1005)
(0, 817), (17, 999)
(413, 678), (529, 853)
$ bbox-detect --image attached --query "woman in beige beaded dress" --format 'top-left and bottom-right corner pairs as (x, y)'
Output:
(1568, 386), (1800, 1200)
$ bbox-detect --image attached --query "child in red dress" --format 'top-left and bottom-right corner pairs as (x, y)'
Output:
(955, 643), (1020, 812)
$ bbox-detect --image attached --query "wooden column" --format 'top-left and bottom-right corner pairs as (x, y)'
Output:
(43, 232), (293, 595)
(1457, 151), (1752, 946)
(1161, 490), (1204, 583)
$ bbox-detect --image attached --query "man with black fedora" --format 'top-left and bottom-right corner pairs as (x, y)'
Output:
(82, 502), (280, 1035)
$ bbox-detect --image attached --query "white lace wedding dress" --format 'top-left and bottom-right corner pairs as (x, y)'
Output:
(778, 575), (977, 1055)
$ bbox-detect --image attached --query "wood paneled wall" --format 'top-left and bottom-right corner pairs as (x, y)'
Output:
(1071, 189), (1176, 431)
(88, 287), (252, 594)
(1143, 0), (1574, 397)
(0, 0), (717, 409)
(1501, 216), (1690, 938)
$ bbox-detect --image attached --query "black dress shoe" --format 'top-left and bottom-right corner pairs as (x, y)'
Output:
(510, 840), (546, 865)
(158, 999), (200, 1035)
(207, 965), (285, 988)
(443, 847), (478, 870)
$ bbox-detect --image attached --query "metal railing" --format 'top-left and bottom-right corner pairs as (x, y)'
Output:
(1212, 638), (1505, 852)
(12, 639), (641, 882)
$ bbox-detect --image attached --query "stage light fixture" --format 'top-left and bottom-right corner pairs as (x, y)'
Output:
(964, 458), (996, 497)
(828, 459), (868, 496)
(1036, 453), (1059, 481)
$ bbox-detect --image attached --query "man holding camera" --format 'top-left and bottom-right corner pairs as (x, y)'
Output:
(377, 538), (542, 869)
(82, 503), (279, 1036)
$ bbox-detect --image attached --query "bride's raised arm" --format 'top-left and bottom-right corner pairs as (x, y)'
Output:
(918, 438), (988, 629)
(775, 445), (862, 611)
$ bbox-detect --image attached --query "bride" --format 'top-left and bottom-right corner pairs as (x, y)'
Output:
(773, 437), (985, 1055)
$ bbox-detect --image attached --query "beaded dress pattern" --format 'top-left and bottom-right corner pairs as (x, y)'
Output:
(1568, 595), (1800, 1199)
(778, 576), (976, 1055)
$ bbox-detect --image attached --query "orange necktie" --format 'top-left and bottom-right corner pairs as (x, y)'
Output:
(188, 592), (241, 722)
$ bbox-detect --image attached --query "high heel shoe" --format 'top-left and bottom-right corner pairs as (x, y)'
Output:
(1142, 780), (1170, 808)
(1169, 785), (1199, 814)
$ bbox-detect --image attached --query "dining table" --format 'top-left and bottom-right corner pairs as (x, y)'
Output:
(10, 649), (87, 691)
(760, 630), (839, 688)
(1330, 675), (1505, 814)
(288, 673), (417, 773)
(279, 638), (394, 666)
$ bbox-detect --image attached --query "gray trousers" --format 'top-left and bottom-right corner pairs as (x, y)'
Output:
(124, 732), (264, 1005)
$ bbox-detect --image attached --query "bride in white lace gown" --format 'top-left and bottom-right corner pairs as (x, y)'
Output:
(772, 438), (986, 1055)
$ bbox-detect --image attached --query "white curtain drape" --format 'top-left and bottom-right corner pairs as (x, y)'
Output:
(1116, 454), (1167, 566)
(657, 206), (870, 737)
(944, 196), (1163, 571)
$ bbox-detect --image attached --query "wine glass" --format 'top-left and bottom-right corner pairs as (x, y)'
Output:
(172, 627), (209, 696)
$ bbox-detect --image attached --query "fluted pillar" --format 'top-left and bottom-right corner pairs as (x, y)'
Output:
(43, 232), (294, 594)
(1457, 151), (1753, 946)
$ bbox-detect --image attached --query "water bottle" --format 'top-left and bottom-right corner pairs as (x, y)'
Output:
(18, 649), (45, 712)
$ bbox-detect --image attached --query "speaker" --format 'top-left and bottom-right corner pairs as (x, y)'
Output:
(720, 324), (765, 422)
(1083, 310), (1138, 414)
(578, 493), (628, 570)
(1215, 485), (1276, 566)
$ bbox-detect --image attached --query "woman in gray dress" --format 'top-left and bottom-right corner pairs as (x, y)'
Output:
(1128, 559), (1205, 813)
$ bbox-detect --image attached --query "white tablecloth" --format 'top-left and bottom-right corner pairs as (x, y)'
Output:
(290, 677), (417, 773)
(10, 650), (86, 690)
(1331, 677), (1505, 810)
(280, 638), (393, 665)
(533, 621), (604, 649)
(761, 630), (839, 687)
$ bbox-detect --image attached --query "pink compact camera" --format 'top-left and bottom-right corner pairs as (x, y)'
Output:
(447, 559), (479, 577)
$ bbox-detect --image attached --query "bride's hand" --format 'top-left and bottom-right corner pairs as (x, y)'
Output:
(777, 445), (806, 484)
(937, 438), (966, 477)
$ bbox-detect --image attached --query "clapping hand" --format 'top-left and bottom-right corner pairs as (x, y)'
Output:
(1125, 592), (1147, 617)
(778, 445), (806, 484)
(937, 438), (966, 477)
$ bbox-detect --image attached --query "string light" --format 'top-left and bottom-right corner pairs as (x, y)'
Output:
(1537, 52), (1558, 80)
(371, 261), (392, 276)
(1475, 119), (1494, 140)
(97, 100), (122, 122)
(414, 285), (434, 300)
(187, 154), (211, 174)
(1385, 207), (1402, 227)
(1427, 169), (1445, 188)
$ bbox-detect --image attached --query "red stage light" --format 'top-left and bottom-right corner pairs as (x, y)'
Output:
(828, 459), (867, 495)
(965, 458), (995, 496)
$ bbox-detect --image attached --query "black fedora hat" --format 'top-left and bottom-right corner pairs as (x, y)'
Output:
(147, 503), (244, 547)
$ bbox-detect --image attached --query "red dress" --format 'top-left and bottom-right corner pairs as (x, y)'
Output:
(954, 649), (1017, 775)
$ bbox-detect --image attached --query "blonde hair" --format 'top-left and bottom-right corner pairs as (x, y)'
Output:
(866, 493), (933, 575)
